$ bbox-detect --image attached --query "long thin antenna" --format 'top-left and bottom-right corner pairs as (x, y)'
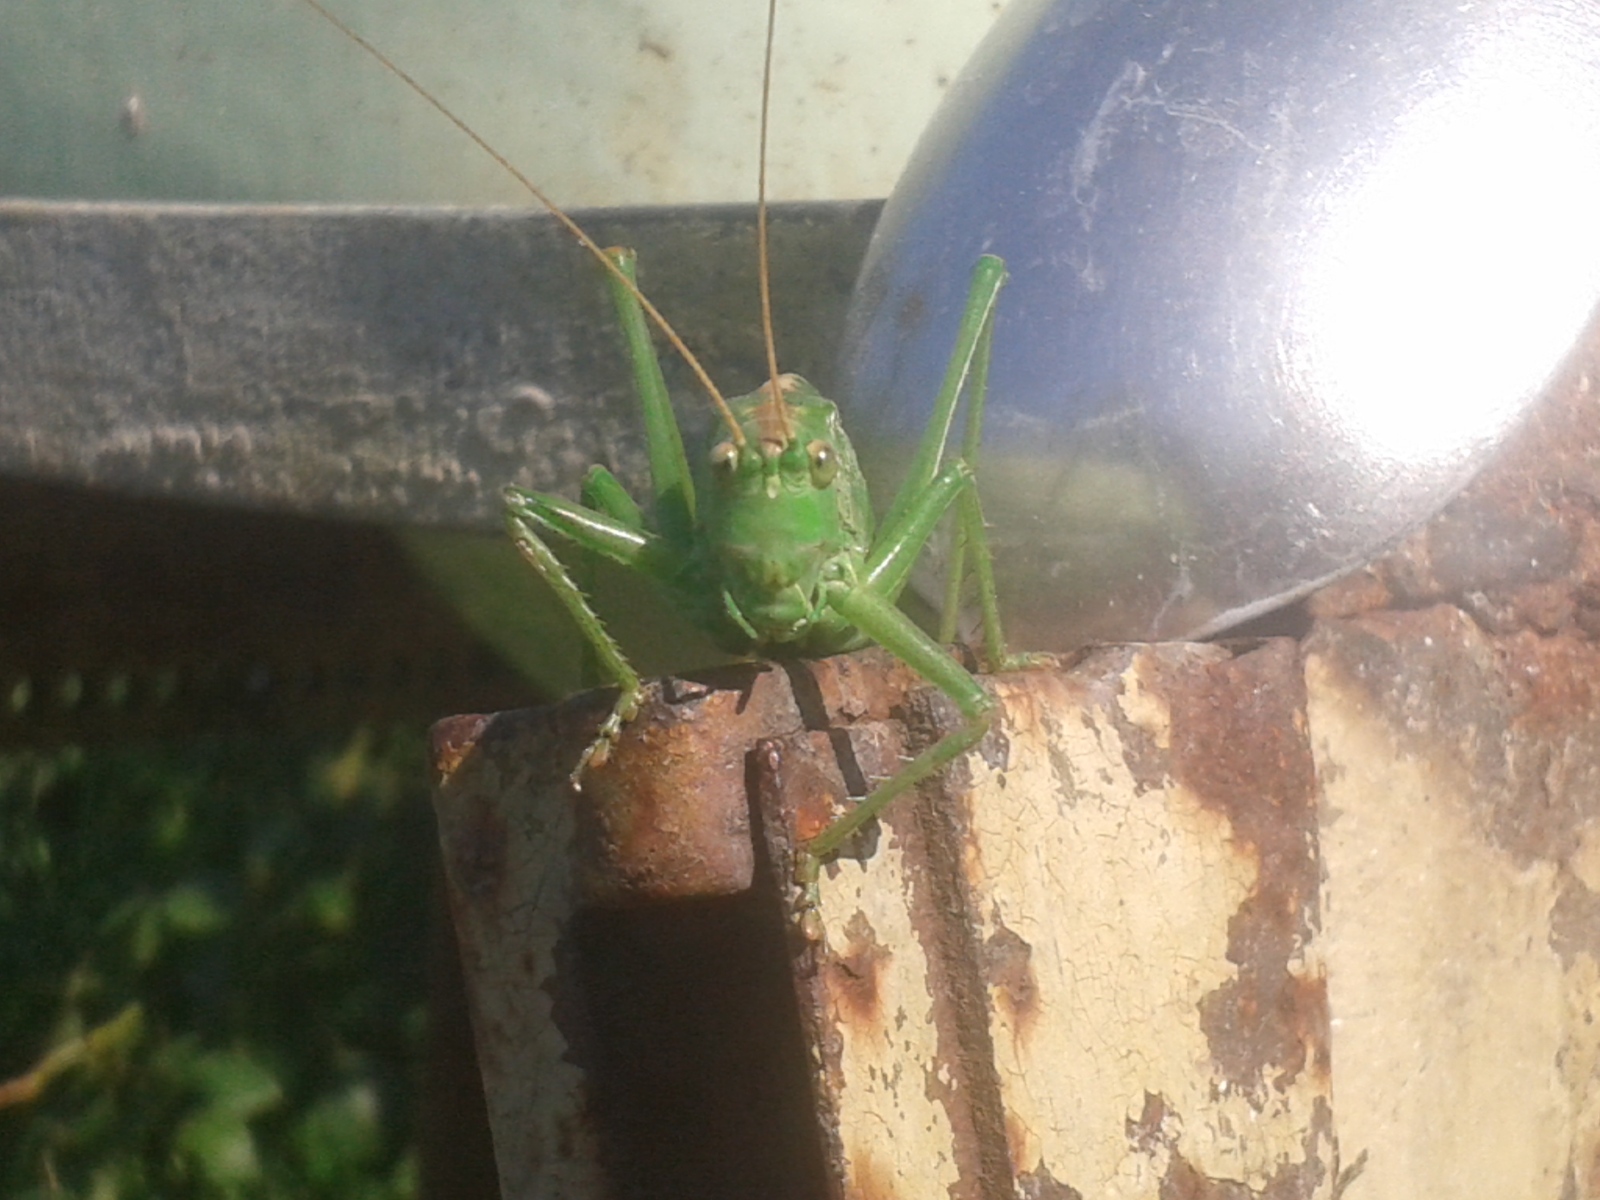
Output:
(756, 0), (795, 441)
(298, 0), (747, 446)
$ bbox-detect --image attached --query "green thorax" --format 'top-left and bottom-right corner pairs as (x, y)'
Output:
(699, 374), (873, 652)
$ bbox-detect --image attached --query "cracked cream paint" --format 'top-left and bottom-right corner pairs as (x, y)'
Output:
(433, 731), (604, 1200)
(958, 662), (1328, 1196)
(815, 841), (962, 1198)
(1306, 649), (1572, 1199)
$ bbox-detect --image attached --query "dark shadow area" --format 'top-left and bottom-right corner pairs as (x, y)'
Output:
(565, 889), (826, 1200)
(0, 477), (531, 745)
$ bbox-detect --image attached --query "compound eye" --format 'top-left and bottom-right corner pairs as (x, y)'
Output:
(710, 441), (740, 477)
(807, 440), (838, 487)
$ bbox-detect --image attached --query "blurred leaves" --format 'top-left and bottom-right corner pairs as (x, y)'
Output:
(0, 727), (433, 1198)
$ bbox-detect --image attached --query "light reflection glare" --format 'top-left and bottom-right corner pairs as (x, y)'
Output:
(1290, 26), (1600, 469)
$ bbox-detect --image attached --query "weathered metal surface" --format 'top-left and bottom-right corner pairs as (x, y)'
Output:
(754, 641), (1333, 1200)
(755, 651), (1001, 1200)
(0, 200), (878, 527)
(438, 644), (1336, 1198)
(960, 642), (1330, 1197)
(432, 708), (606, 1199)
(430, 668), (828, 1200)
(1306, 607), (1599, 1198)
(572, 667), (793, 905)
(1300, 319), (1600, 1198)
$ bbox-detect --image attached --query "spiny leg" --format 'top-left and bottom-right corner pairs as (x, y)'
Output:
(503, 487), (652, 784)
(799, 581), (997, 913)
(600, 247), (697, 548)
(875, 255), (1006, 540)
(796, 254), (1051, 922)
(938, 311), (1052, 673)
(808, 456), (1043, 908)
(863, 252), (1047, 672)
(501, 249), (701, 786)
(573, 466), (642, 688)
(936, 285), (991, 647)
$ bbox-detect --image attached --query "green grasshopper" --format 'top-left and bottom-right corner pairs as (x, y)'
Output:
(300, 0), (1043, 903)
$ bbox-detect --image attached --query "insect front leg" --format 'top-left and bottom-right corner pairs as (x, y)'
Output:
(501, 247), (708, 787)
(503, 487), (659, 785)
(801, 581), (998, 907)
(813, 448), (1044, 901)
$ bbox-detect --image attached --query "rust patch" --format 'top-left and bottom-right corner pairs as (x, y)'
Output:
(1015, 1160), (1084, 1200)
(1307, 607), (1600, 866)
(1197, 931), (1331, 1091)
(804, 646), (922, 725)
(1499, 629), (1600, 735)
(828, 910), (891, 1027)
(1159, 1153), (1253, 1199)
(1163, 639), (1328, 1099)
(571, 665), (797, 903)
(1125, 1090), (1178, 1156)
(1160, 1143), (1328, 1200)
(1114, 643), (1231, 792)
(982, 918), (1038, 1045)
(1305, 567), (1392, 620)
(430, 711), (491, 782)
(780, 730), (854, 843)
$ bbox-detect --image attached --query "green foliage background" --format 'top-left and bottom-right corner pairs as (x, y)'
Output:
(0, 727), (434, 1198)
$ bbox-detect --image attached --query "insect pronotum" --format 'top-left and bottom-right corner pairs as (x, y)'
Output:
(298, 0), (1046, 916)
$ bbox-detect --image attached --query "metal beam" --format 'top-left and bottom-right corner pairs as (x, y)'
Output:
(0, 199), (880, 528)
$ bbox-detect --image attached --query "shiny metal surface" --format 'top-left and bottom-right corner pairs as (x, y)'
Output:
(841, 0), (1600, 648)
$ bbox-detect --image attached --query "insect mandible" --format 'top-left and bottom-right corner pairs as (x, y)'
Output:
(298, 0), (1047, 911)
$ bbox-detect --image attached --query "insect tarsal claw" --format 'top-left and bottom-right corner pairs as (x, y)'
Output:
(793, 851), (826, 942)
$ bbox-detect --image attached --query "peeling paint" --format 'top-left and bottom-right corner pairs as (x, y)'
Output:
(1307, 630), (1573, 1198)
(955, 650), (1328, 1198)
(815, 823), (963, 1199)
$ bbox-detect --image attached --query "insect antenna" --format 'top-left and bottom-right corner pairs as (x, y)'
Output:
(755, 0), (796, 442)
(297, 0), (747, 447)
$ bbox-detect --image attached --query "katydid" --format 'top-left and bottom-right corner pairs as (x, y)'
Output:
(298, 0), (1045, 905)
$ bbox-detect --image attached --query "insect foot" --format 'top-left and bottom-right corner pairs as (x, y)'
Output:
(567, 687), (641, 790)
(988, 648), (1059, 673)
(791, 804), (887, 941)
(793, 849), (828, 943)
